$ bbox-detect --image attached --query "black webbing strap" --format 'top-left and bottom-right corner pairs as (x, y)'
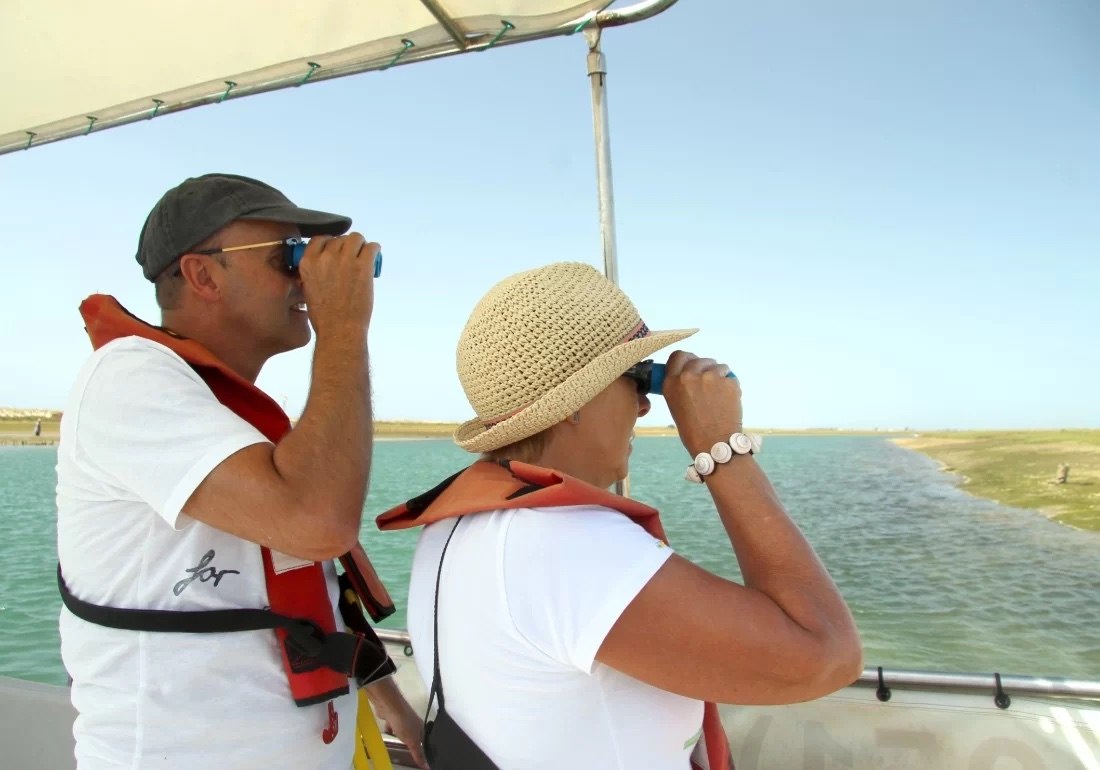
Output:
(427, 518), (463, 716)
(58, 564), (308, 635)
(57, 564), (390, 684)
(422, 517), (500, 769)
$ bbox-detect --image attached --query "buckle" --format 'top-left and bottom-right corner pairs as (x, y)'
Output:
(284, 620), (325, 658)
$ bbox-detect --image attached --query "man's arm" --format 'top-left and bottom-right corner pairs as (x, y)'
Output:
(183, 235), (378, 560)
(364, 677), (428, 769)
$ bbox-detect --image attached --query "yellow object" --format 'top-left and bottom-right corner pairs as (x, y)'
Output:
(353, 689), (394, 770)
(352, 731), (370, 770)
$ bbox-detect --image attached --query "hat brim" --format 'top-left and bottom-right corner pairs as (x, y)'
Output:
(454, 327), (698, 453)
(240, 205), (351, 237)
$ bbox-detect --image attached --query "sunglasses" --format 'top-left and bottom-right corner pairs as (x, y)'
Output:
(622, 360), (737, 395)
(194, 238), (383, 277)
(623, 360), (661, 395)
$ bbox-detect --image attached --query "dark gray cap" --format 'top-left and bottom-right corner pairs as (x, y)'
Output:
(136, 173), (352, 281)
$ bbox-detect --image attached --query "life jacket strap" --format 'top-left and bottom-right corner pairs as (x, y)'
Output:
(58, 564), (395, 694)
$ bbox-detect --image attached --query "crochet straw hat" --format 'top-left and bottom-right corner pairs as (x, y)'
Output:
(454, 262), (697, 452)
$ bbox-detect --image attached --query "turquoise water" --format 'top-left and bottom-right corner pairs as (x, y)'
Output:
(2, 437), (1098, 686)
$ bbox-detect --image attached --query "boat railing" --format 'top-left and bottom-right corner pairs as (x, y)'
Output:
(376, 628), (1100, 702)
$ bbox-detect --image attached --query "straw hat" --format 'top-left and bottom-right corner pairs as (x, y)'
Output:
(454, 262), (697, 452)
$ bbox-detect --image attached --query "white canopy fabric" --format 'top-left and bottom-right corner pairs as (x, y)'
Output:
(1, 1), (654, 155)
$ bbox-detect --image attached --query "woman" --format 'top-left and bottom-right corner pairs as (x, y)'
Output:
(378, 262), (862, 770)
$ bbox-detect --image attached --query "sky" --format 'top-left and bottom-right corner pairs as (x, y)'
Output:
(1, 0), (1098, 430)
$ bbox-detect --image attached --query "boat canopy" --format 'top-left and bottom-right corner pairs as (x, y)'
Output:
(0, 0), (676, 156)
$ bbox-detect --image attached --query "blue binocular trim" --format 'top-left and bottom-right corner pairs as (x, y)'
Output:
(286, 242), (383, 278)
(287, 241), (306, 270)
(647, 363), (736, 395)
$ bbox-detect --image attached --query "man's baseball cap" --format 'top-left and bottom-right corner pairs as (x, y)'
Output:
(136, 173), (352, 281)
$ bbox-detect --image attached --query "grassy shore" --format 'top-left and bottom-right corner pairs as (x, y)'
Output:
(894, 430), (1100, 533)
(0, 416), (909, 444)
(372, 425), (911, 439)
(0, 418), (60, 446)
(0, 416), (471, 444)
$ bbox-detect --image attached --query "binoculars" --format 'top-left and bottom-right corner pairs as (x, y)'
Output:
(630, 360), (737, 396)
(284, 238), (382, 278)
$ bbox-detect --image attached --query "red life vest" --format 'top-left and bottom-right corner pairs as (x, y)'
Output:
(77, 293), (394, 712)
(377, 459), (734, 770)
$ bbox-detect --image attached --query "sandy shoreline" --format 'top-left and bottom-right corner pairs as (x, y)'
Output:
(0, 421), (912, 446)
(892, 431), (1099, 533)
(8, 423), (1096, 534)
(12, 424), (1095, 532)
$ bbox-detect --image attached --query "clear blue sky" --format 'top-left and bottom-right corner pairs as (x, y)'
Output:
(2, 0), (1097, 430)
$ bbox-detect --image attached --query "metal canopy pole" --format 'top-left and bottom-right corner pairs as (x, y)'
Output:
(584, 26), (629, 496)
(585, 26), (619, 287)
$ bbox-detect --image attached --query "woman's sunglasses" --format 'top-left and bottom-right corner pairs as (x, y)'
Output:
(622, 360), (660, 395)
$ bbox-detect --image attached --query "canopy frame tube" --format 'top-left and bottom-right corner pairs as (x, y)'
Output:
(417, 0), (470, 49)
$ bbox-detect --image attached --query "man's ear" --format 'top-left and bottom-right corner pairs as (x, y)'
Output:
(177, 254), (222, 302)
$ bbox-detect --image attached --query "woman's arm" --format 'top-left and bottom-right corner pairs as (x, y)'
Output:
(596, 352), (862, 704)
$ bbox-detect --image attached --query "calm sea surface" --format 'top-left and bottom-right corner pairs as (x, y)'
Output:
(2, 437), (1098, 686)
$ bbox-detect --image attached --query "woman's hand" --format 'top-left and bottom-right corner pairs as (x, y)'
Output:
(661, 350), (743, 456)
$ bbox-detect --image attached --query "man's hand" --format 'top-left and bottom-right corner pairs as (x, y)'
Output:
(364, 676), (429, 769)
(298, 233), (379, 338)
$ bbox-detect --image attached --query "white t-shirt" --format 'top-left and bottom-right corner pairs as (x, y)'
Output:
(406, 504), (704, 770)
(56, 336), (356, 769)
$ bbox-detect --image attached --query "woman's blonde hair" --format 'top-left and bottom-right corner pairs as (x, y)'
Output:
(481, 427), (552, 465)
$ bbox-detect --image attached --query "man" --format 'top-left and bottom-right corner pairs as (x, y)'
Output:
(56, 174), (425, 769)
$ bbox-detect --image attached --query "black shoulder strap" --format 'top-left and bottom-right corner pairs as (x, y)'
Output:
(420, 519), (502, 770)
(426, 518), (463, 717)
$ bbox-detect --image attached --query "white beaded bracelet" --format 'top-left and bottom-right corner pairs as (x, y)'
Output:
(710, 441), (733, 463)
(684, 432), (762, 483)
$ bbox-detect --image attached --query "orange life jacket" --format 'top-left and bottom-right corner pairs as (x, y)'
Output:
(377, 459), (734, 770)
(75, 293), (394, 717)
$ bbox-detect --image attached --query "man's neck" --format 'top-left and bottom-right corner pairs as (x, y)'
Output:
(161, 312), (264, 383)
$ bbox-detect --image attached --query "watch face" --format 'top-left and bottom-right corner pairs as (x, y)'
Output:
(731, 433), (753, 454)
